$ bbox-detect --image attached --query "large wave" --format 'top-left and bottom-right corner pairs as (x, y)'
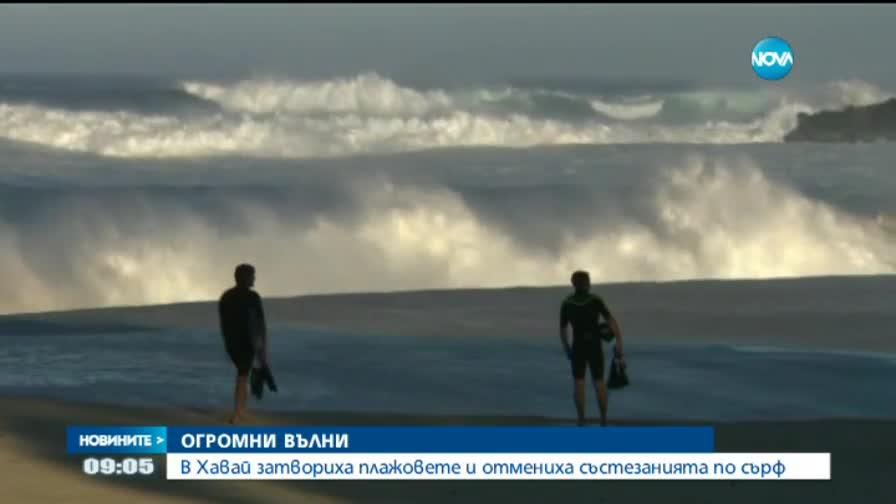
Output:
(0, 153), (892, 314)
(0, 74), (891, 159)
(182, 73), (456, 117)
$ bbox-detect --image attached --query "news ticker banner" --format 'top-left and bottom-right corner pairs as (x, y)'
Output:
(67, 426), (831, 481)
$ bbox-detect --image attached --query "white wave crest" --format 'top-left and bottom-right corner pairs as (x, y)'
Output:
(0, 104), (809, 160)
(0, 75), (890, 159)
(821, 79), (893, 109)
(182, 73), (455, 117)
(0, 154), (892, 314)
(589, 98), (664, 120)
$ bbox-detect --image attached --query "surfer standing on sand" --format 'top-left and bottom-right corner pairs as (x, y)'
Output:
(218, 263), (268, 424)
(559, 270), (624, 427)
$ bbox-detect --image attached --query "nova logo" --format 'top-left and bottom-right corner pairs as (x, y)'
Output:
(751, 37), (794, 81)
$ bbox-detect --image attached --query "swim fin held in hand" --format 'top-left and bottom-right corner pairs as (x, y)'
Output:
(250, 364), (278, 400)
(607, 346), (629, 389)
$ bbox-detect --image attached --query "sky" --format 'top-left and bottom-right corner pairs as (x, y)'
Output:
(0, 4), (894, 87)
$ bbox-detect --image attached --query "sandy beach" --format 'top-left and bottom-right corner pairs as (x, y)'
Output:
(0, 395), (891, 504)
(1, 277), (893, 502)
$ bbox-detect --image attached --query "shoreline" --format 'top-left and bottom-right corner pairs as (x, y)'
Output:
(1, 274), (895, 352)
(5, 272), (896, 318)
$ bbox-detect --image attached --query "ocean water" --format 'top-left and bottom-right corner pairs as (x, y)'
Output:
(0, 327), (893, 421)
(0, 73), (895, 420)
(0, 74), (895, 315)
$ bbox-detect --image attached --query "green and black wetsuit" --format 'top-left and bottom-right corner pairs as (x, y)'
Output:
(560, 292), (613, 380)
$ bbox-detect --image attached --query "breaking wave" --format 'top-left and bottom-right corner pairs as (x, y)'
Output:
(0, 153), (892, 314)
(0, 74), (890, 159)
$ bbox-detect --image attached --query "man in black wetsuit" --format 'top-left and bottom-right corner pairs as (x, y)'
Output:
(218, 263), (267, 424)
(559, 270), (624, 427)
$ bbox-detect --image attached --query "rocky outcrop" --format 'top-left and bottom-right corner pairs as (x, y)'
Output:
(784, 97), (896, 142)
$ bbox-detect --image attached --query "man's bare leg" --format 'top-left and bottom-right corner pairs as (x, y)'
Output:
(574, 378), (587, 426)
(230, 374), (249, 424)
(594, 379), (608, 427)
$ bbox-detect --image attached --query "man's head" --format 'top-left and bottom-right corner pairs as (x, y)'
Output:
(571, 270), (590, 293)
(234, 263), (256, 288)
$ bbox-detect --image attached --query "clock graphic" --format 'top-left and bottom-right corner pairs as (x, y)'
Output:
(82, 457), (155, 476)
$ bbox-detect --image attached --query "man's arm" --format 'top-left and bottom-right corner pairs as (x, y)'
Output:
(251, 293), (268, 364)
(597, 298), (624, 356)
(608, 314), (624, 356)
(559, 302), (572, 359)
(218, 296), (228, 342)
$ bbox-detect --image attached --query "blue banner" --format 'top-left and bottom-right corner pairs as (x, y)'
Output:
(67, 426), (715, 454)
(67, 426), (168, 454)
(165, 426), (714, 453)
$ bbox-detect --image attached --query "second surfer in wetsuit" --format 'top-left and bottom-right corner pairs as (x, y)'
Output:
(559, 270), (624, 426)
(218, 263), (268, 424)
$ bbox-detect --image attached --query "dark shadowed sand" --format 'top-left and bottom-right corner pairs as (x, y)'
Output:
(0, 396), (892, 504)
